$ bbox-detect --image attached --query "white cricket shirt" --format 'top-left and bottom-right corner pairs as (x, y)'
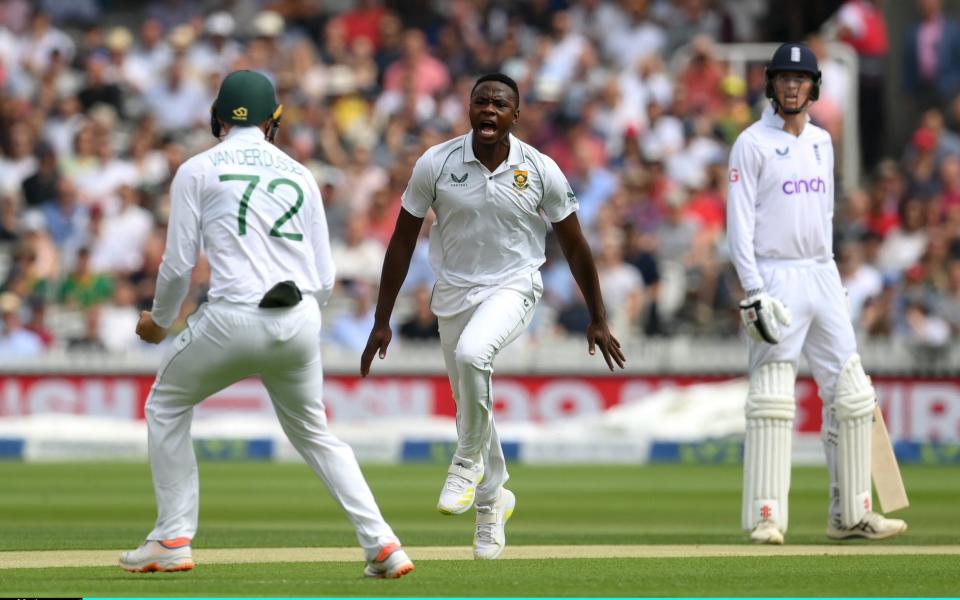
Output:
(151, 127), (335, 328)
(726, 106), (835, 292)
(402, 131), (578, 316)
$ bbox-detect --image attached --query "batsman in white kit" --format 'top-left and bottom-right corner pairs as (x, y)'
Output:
(728, 44), (907, 544)
(120, 71), (413, 578)
(361, 74), (625, 559)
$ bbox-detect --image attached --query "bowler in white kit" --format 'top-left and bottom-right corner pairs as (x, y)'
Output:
(120, 70), (413, 578)
(361, 74), (625, 560)
(727, 43), (907, 544)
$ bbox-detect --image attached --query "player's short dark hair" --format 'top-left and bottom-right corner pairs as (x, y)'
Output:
(472, 73), (520, 108)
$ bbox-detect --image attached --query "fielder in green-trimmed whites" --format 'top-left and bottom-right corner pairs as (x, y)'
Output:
(123, 70), (413, 578)
(361, 73), (626, 561)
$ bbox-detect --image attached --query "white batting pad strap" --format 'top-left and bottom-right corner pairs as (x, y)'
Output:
(839, 413), (873, 527)
(746, 362), (796, 419)
(742, 417), (793, 532)
(833, 354), (875, 420)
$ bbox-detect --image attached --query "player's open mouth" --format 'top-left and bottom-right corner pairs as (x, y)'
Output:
(478, 121), (498, 138)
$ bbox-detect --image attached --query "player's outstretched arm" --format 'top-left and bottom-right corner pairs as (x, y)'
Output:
(360, 207), (424, 377)
(552, 213), (626, 371)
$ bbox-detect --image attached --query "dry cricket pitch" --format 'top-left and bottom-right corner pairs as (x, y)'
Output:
(3, 545), (959, 569)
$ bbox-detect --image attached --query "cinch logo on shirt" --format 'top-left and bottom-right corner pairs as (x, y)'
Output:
(782, 177), (827, 195)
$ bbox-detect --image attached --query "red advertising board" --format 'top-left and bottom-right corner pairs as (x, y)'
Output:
(1, 374), (958, 442)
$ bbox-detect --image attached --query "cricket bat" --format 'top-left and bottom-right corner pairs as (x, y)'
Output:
(871, 405), (909, 513)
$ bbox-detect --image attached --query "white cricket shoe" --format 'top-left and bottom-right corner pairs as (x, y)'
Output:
(437, 462), (483, 515)
(827, 512), (908, 540)
(473, 488), (516, 560)
(750, 519), (784, 545)
(119, 538), (194, 572)
(363, 543), (414, 579)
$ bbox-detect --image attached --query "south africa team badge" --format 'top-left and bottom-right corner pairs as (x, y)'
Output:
(513, 169), (528, 191)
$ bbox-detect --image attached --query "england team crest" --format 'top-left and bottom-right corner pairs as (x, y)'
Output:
(513, 169), (528, 191)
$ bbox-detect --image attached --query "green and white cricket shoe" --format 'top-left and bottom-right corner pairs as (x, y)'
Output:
(437, 462), (483, 515)
(826, 512), (907, 540)
(750, 519), (784, 545)
(473, 488), (516, 560)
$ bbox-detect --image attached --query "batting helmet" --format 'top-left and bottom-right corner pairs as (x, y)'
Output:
(211, 70), (283, 140)
(764, 43), (821, 102)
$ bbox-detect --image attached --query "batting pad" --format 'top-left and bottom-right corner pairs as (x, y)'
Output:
(743, 362), (796, 532)
(833, 354), (876, 527)
(743, 417), (793, 532)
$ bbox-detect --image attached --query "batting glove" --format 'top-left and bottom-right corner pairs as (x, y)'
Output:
(739, 291), (792, 344)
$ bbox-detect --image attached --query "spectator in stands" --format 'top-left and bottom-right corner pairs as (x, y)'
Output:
(805, 34), (849, 142)
(90, 185), (153, 274)
(398, 285), (440, 341)
(77, 54), (124, 117)
(41, 177), (88, 251)
(57, 246), (112, 308)
(867, 160), (905, 237)
(836, 0), (888, 169)
(934, 257), (960, 333)
(940, 154), (960, 219)
(839, 241), (883, 323)
(0, 121), (37, 198)
(877, 198), (929, 276)
(143, 55), (207, 133)
(399, 212), (436, 293)
(903, 299), (951, 347)
(67, 304), (107, 352)
(603, 0), (666, 70)
(2, 215), (54, 299)
(677, 35), (725, 117)
(19, 10), (75, 75)
(383, 29), (450, 96)
(903, 0), (960, 111)
(328, 282), (377, 352)
(97, 278), (140, 353)
(0, 194), (20, 242)
(0, 292), (44, 357)
(21, 142), (59, 208)
(556, 284), (593, 336)
(838, 187), (871, 243)
(595, 230), (644, 332)
(330, 212), (385, 287)
(23, 295), (54, 348)
(188, 12), (241, 78)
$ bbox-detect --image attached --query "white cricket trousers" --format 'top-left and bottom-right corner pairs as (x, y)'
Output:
(437, 274), (541, 509)
(144, 296), (398, 559)
(749, 258), (860, 524)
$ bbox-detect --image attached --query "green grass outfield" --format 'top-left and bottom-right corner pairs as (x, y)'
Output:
(0, 462), (958, 597)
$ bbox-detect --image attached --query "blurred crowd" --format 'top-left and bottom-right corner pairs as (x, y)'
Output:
(1, 0), (960, 359)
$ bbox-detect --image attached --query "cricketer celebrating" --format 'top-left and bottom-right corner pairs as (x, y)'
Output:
(728, 44), (907, 544)
(361, 74), (625, 560)
(121, 70), (413, 578)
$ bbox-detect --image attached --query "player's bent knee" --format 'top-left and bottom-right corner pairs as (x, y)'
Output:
(453, 342), (493, 371)
(832, 353), (875, 421)
(746, 361), (796, 420)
